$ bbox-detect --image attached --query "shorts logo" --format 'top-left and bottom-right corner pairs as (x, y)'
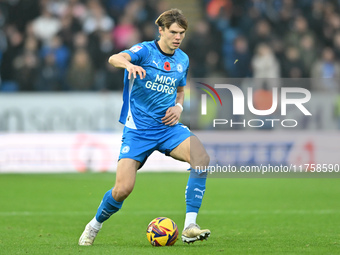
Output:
(121, 145), (130, 154)
(177, 63), (183, 73)
(129, 45), (142, 53)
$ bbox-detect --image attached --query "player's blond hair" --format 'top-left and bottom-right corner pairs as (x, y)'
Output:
(155, 8), (188, 30)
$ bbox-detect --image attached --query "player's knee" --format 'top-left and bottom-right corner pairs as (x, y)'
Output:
(194, 152), (210, 168)
(112, 185), (133, 201)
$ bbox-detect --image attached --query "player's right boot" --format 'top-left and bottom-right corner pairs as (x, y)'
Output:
(78, 224), (100, 246)
(181, 223), (211, 244)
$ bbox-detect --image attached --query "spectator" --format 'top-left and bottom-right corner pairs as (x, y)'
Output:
(285, 15), (316, 49)
(112, 15), (140, 51)
(252, 43), (280, 79)
(275, 6), (294, 36)
(306, 0), (324, 38)
(83, 0), (114, 35)
(13, 51), (39, 91)
(67, 49), (95, 91)
(271, 37), (285, 66)
(97, 62), (125, 91)
(184, 20), (221, 78)
(37, 53), (62, 91)
(228, 35), (252, 77)
(96, 31), (115, 69)
(40, 35), (70, 78)
(249, 19), (276, 53)
(281, 46), (305, 78)
(124, 0), (147, 24)
(11, 36), (40, 91)
(251, 43), (280, 90)
(93, 30), (121, 90)
(69, 0), (88, 21)
(299, 34), (318, 76)
(31, 6), (61, 45)
(238, 6), (262, 36)
(323, 12), (340, 46)
(22, 36), (40, 55)
(139, 21), (157, 42)
(1, 25), (23, 87)
(311, 47), (340, 92)
(103, 0), (131, 19)
(72, 31), (101, 72)
(57, 9), (82, 49)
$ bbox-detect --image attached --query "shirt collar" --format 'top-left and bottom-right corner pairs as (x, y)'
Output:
(154, 40), (175, 57)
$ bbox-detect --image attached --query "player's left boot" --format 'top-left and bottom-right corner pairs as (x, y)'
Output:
(181, 223), (211, 244)
(78, 223), (100, 246)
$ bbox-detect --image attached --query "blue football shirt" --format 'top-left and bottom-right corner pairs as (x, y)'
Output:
(119, 40), (189, 130)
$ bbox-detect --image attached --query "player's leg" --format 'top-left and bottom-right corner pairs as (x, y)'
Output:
(111, 158), (140, 201)
(170, 135), (210, 168)
(79, 158), (140, 246)
(95, 158), (140, 223)
(169, 135), (211, 243)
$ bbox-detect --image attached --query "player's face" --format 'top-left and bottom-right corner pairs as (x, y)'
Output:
(159, 23), (186, 54)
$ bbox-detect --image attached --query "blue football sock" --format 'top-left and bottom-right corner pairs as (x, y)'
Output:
(185, 168), (207, 213)
(95, 188), (123, 223)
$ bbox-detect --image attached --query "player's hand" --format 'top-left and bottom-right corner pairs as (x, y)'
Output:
(126, 63), (146, 80)
(162, 105), (183, 126)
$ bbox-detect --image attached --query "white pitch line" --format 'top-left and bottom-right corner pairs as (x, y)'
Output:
(0, 209), (339, 217)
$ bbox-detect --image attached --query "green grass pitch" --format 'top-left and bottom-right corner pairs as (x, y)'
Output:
(0, 172), (339, 254)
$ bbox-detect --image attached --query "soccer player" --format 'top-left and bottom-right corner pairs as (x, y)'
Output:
(79, 8), (210, 245)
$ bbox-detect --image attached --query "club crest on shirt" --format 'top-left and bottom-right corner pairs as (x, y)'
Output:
(129, 45), (142, 53)
(121, 145), (130, 154)
(177, 63), (183, 73)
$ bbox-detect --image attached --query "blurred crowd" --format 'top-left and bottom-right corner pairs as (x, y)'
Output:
(192, 0), (340, 92)
(1, 0), (340, 92)
(0, 0), (166, 91)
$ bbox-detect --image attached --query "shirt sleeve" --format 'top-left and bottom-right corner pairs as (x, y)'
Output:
(178, 65), (189, 87)
(121, 43), (149, 65)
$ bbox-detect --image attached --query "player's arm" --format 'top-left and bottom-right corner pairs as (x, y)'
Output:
(162, 86), (184, 126)
(108, 53), (146, 80)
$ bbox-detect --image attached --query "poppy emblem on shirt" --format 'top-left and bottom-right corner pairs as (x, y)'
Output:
(164, 61), (171, 71)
